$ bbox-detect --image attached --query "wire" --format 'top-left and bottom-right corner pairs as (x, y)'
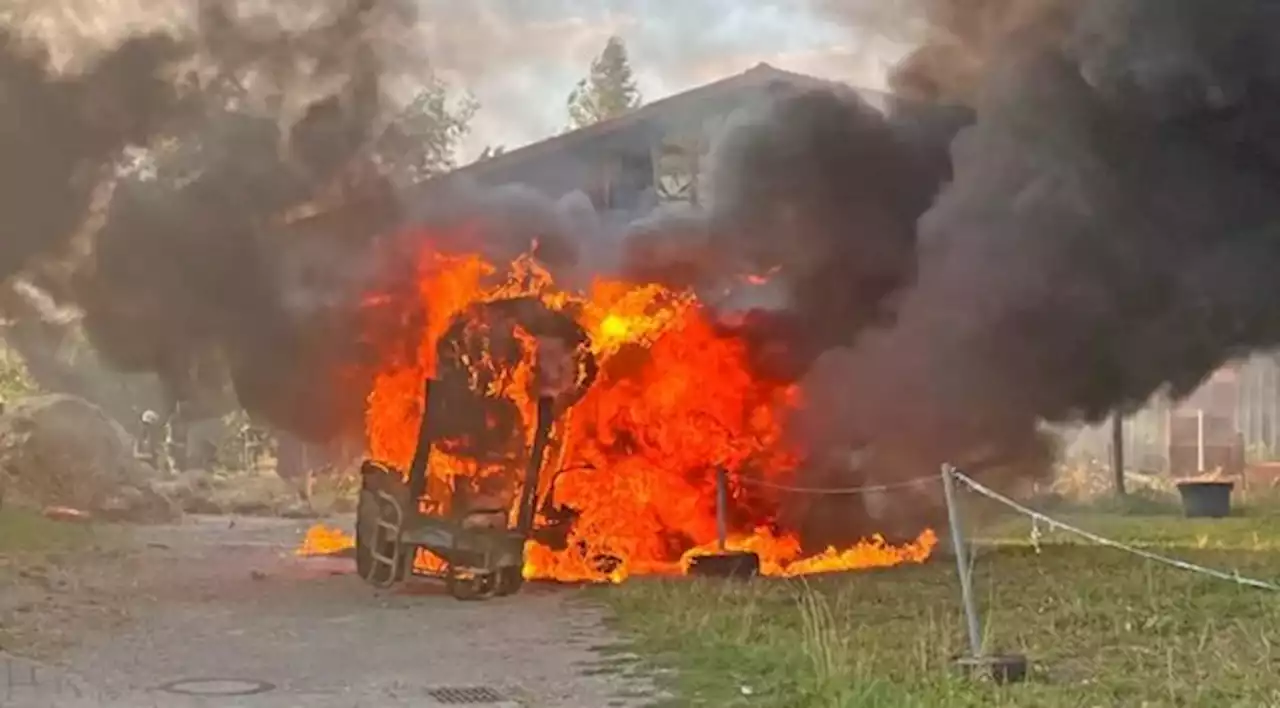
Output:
(949, 468), (1280, 592)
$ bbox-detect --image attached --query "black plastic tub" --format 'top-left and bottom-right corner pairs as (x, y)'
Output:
(687, 551), (761, 579)
(1176, 480), (1234, 519)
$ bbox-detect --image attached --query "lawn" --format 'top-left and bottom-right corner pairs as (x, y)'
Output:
(0, 507), (106, 653)
(595, 505), (1280, 707)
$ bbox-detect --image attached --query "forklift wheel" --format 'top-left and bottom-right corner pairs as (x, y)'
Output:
(493, 567), (525, 597)
(446, 571), (497, 601)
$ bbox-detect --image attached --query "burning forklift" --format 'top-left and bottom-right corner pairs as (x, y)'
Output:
(354, 296), (597, 599)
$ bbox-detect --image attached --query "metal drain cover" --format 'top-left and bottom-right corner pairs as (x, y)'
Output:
(157, 678), (275, 696)
(426, 685), (508, 704)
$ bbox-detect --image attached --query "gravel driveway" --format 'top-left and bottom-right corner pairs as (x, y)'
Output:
(2, 516), (663, 707)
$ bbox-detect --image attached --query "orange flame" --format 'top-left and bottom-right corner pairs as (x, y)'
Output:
(297, 524), (356, 556)
(298, 230), (937, 581)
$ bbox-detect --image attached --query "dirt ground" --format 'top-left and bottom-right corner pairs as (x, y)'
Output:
(0, 515), (666, 707)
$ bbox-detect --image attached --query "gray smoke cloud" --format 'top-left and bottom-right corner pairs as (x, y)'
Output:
(0, 0), (437, 441)
(79, 0), (429, 441)
(805, 0), (1071, 103)
(399, 177), (597, 278)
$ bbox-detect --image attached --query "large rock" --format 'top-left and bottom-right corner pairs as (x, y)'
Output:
(0, 394), (180, 522)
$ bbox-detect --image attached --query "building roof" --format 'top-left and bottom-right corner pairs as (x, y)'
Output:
(282, 63), (969, 234)
(438, 63), (895, 186)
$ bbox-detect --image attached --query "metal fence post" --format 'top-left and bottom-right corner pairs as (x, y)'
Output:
(1112, 414), (1126, 496)
(941, 463), (982, 659)
(715, 467), (728, 552)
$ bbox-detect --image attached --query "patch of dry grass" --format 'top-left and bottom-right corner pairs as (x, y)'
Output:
(0, 507), (125, 657)
(597, 509), (1280, 707)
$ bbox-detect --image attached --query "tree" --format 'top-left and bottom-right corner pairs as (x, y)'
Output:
(374, 79), (478, 184)
(566, 36), (642, 129)
(475, 144), (506, 162)
(0, 337), (38, 402)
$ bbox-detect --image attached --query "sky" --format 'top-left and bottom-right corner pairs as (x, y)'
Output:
(12, 0), (914, 162)
(415, 0), (913, 160)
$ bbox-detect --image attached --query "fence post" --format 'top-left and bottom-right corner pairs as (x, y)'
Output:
(1112, 414), (1126, 496)
(941, 463), (982, 659)
(715, 467), (728, 552)
(1197, 409), (1206, 473)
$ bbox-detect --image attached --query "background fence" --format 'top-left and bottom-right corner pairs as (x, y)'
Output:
(1060, 351), (1280, 474)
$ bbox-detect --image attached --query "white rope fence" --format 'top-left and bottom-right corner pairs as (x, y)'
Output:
(937, 463), (1280, 674)
(949, 467), (1280, 591)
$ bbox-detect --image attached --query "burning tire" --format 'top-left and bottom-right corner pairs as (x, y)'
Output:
(687, 551), (761, 579)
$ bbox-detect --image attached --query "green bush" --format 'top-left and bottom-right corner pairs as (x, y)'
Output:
(0, 344), (38, 402)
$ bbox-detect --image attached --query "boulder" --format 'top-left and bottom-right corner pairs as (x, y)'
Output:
(0, 394), (180, 522)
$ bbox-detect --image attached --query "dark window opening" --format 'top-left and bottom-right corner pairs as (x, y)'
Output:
(608, 151), (654, 211)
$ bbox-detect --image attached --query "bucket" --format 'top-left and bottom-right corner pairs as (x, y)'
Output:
(1176, 481), (1234, 518)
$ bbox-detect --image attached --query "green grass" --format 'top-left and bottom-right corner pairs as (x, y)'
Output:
(0, 507), (99, 557)
(594, 509), (1280, 707)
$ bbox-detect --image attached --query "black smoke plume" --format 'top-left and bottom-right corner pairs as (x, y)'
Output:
(801, 0), (1280, 482)
(622, 84), (968, 381)
(0, 28), (186, 284)
(615, 82), (968, 548)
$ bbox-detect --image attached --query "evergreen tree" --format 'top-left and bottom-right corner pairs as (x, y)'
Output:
(566, 36), (642, 129)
